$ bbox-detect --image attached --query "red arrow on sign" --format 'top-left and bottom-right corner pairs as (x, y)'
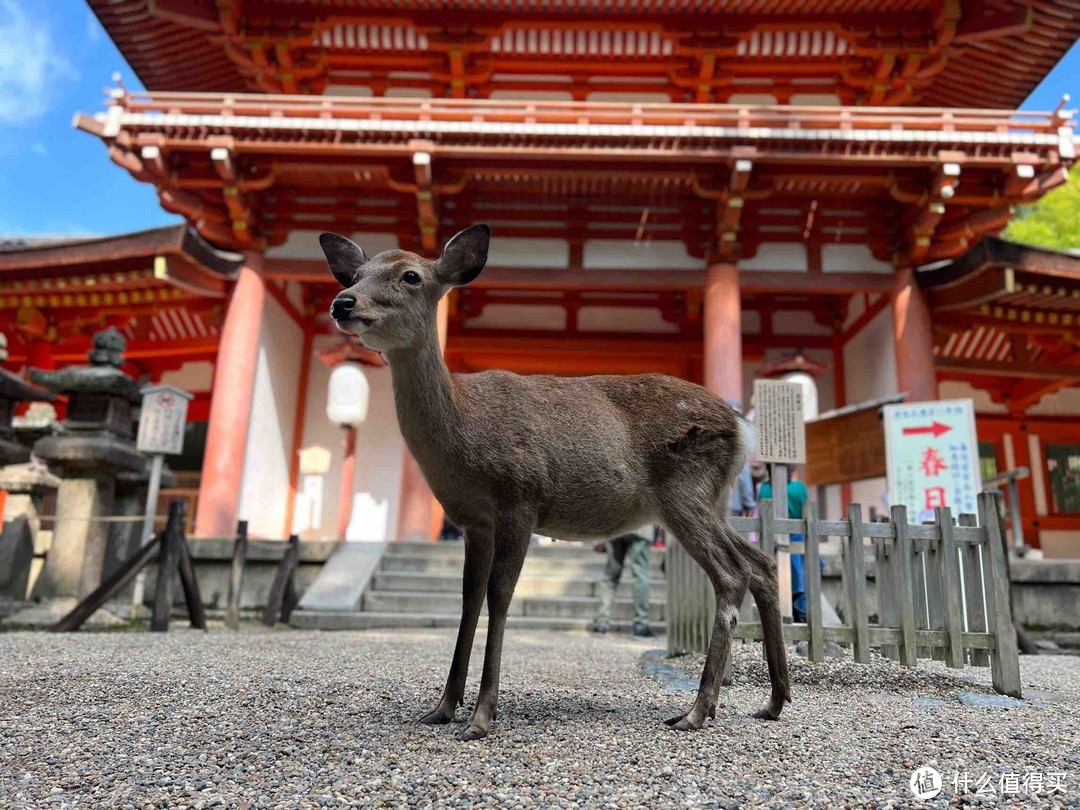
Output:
(902, 421), (952, 438)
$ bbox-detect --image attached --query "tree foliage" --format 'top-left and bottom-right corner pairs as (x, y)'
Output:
(1003, 169), (1080, 250)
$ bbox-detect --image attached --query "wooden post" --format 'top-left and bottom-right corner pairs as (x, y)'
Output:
(923, 527), (947, 662)
(804, 501), (824, 662)
(151, 507), (183, 632)
(935, 507), (965, 668)
(225, 521), (248, 631)
(892, 268), (936, 402)
(170, 502), (207, 631)
(978, 492), (1023, 698)
(843, 504), (871, 663)
(263, 534), (300, 626)
(758, 498), (775, 659)
(770, 464), (793, 622)
(891, 505), (918, 667)
(958, 513), (990, 667)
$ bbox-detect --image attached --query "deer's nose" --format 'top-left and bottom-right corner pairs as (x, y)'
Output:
(330, 295), (355, 321)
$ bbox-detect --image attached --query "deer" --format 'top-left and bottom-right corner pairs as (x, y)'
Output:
(322, 225), (790, 740)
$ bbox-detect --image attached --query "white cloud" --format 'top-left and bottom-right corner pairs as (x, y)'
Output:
(0, 0), (79, 125)
(30, 141), (45, 155)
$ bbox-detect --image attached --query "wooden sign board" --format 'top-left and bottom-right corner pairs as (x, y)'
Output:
(752, 379), (806, 464)
(803, 406), (887, 486)
(137, 385), (193, 456)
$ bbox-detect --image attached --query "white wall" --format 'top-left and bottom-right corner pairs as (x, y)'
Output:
(298, 337), (404, 541)
(236, 295), (304, 537)
(843, 304), (897, 514)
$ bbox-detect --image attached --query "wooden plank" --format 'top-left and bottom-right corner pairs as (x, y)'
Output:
(935, 507), (966, 668)
(978, 492), (1023, 698)
(733, 623), (998, 649)
(843, 504), (871, 664)
(151, 513), (181, 633)
(912, 538), (933, 659)
(875, 532), (899, 661)
(892, 505), (918, 668)
(804, 502), (824, 663)
(50, 535), (161, 633)
(958, 513), (991, 667)
(923, 523), (947, 662)
(225, 521), (248, 631)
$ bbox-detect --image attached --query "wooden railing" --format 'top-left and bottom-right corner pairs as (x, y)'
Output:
(667, 490), (1022, 698)
(109, 89), (1071, 138)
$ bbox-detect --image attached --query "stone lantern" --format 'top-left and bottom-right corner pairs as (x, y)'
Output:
(10, 328), (146, 624)
(0, 332), (55, 466)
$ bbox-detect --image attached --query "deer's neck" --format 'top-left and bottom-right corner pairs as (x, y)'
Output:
(385, 327), (460, 463)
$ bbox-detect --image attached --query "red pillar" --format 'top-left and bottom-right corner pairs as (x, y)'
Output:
(195, 251), (266, 537)
(703, 262), (743, 407)
(892, 268), (937, 402)
(395, 297), (449, 541)
(335, 425), (358, 539)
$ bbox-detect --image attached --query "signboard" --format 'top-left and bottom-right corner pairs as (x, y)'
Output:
(802, 394), (903, 486)
(884, 399), (981, 523)
(752, 379), (806, 464)
(136, 385), (193, 455)
(804, 406), (887, 486)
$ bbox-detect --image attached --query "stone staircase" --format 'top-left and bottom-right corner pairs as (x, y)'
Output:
(292, 540), (667, 634)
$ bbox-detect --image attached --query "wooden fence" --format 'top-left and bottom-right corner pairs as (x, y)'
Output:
(667, 490), (1022, 698)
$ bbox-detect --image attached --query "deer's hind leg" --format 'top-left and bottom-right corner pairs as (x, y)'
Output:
(659, 504), (749, 731)
(739, 540), (791, 719)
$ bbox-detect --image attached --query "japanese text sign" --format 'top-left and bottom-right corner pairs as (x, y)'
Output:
(137, 385), (193, 456)
(884, 399), (981, 522)
(753, 379), (806, 464)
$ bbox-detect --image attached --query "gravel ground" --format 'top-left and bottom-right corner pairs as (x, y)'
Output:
(1, 628), (1078, 809)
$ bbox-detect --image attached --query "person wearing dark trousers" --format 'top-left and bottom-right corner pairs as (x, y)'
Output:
(592, 525), (654, 637)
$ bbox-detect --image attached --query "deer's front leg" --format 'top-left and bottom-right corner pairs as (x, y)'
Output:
(420, 526), (494, 725)
(458, 516), (532, 741)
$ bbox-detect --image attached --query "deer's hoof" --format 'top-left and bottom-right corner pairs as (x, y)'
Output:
(663, 712), (686, 727)
(752, 705), (782, 721)
(669, 716), (704, 732)
(456, 724), (488, 741)
(419, 708), (454, 725)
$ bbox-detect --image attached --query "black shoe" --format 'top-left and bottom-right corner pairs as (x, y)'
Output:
(592, 624), (609, 635)
(632, 625), (656, 638)
(793, 610), (807, 624)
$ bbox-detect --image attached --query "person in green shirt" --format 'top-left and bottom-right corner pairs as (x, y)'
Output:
(757, 477), (811, 623)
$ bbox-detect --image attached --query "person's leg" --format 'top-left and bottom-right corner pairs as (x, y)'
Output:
(790, 533), (807, 622)
(595, 537), (627, 629)
(627, 536), (652, 630)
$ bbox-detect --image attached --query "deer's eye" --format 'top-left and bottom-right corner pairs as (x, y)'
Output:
(400, 270), (422, 286)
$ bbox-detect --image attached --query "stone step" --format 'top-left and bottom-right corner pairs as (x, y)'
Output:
(380, 554), (665, 576)
(290, 610), (665, 635)
(371, 571), (666, 598)
(362, 590), (665, 621)
(384, 541), (666, 562)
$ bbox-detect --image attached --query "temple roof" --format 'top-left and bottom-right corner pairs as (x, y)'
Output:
(74, 91), (1075, 267)
(922, 236), (1080, 409)
(90, 0), (1080, 109)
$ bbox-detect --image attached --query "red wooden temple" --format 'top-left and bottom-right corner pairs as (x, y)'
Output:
(1, 1), (1078, 554)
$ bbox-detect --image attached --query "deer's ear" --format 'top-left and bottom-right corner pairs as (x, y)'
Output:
(437, 224), (490, 286)
(319, 233), (368, 288)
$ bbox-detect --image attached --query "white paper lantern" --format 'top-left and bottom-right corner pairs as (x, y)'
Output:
(327, 362), (370, 426)
(782, 371), (819, 421)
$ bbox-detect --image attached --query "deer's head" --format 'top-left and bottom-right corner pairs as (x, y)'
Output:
(322, 225), (490, 352)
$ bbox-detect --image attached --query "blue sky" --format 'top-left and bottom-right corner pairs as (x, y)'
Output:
(0, 0), (1077, 237)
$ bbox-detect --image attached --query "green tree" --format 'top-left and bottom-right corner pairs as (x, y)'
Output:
(1003, 169), (1080, 250)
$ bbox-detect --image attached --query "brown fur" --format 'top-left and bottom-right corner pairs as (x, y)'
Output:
(322, 226), (790, 739)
